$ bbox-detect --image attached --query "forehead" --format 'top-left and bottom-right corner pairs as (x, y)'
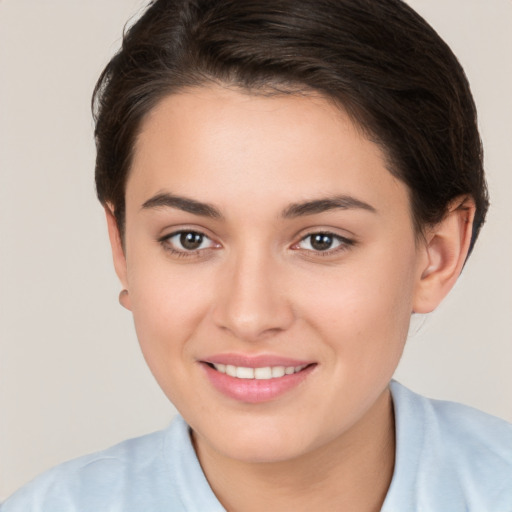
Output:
(128, 85), (409, 219)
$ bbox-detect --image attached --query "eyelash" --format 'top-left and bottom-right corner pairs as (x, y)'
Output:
(293, 232), (355, 257)
(158, 230), (218, 259)
(158, 230), (355, 259)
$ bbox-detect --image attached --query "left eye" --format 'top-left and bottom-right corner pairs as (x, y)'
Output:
(296, 233), (347, 252)
(165, 231), (215, 251)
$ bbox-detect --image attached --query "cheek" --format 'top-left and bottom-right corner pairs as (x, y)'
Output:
(298, 248), (417, 356)
(127, 259), (213, 363)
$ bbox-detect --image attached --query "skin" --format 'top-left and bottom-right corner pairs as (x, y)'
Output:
(106, 85), (475, 511)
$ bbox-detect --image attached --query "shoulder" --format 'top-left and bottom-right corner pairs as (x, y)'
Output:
(386, 381), (512, 511)
(391, 380), (512, 462)
(1, 417), (199, 512)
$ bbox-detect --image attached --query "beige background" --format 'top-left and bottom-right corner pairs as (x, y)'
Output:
(1, 0), (511, 500)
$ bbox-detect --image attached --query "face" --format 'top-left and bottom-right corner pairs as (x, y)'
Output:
(115, 85), (429, 464)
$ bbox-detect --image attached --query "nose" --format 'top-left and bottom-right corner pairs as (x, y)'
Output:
(212, 248), (295, 342)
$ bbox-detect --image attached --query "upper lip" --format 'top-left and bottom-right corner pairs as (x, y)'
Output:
(201, 353), (314, 368)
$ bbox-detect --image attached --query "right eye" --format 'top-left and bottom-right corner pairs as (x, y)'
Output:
(160, 230), (219, 256)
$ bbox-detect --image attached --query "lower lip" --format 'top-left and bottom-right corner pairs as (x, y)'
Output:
(201, 363), (315, 403)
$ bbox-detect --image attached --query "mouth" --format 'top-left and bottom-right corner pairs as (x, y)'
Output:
(200, 357), (316, 403)
(206, 362), (310, 380)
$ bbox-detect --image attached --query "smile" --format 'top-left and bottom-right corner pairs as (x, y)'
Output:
(202, 359), (315, 403)
(211, 363), (309, 380)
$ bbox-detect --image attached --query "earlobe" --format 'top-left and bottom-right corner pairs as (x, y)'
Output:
(413, 196), (476, 314)
(105, 205), (131, 310)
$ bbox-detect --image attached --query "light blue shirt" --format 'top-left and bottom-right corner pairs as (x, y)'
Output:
(2, 381), (512, 511)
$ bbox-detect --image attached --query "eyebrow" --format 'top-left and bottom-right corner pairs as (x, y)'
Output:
(282, 195), (377, 218)
(141, 193), (223, 219)
(141, 192), (376, 219)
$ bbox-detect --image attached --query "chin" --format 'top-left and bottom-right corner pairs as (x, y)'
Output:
(196, 417), (319, 464)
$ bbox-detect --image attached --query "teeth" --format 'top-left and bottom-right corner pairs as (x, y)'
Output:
(254, 367), (272, 379)
(236, 366), (254, 379)
(272, 366), (285, 378)
(212, 363), (308, 380)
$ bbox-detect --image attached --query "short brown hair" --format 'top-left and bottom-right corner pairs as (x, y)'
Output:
(93, 0), (488, 252)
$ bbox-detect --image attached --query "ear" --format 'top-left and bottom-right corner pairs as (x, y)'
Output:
(413, 196), (476, 314)
(105, 205), (131, 310)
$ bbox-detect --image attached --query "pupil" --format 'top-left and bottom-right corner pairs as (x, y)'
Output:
(180, 232), (203, 250)
(311, 234), (333, 251)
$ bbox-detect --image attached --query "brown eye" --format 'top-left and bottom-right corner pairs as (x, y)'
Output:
(180, 231), (204, 250)
(310, 233), (335, 251)
(162, 230), (217, 253)
(294, 232), (353, 254)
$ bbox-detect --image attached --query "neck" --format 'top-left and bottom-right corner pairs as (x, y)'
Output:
(193, 388), (395, 512)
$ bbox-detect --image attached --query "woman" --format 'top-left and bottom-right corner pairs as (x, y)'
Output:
(2, 0), (511, 510)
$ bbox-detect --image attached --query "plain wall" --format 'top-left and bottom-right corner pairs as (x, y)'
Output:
(1, 0), (511, 500)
